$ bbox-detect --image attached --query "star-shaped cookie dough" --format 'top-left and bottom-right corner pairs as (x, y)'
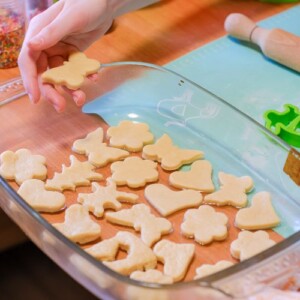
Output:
(78, 178), (138, 217)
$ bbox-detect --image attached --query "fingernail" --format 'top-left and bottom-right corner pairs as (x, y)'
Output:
(29, 37), (43, 47)
(28, 92), (34, 103)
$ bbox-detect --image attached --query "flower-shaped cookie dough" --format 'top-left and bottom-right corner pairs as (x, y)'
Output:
(72, 127), (129, 167)
(110, 156), (158, 188)
(181, 205), (228, 245)
(18, 179), (65, 213)
(0, 148), (47, 185)
(230, 230), (276, 261)
(53, 204), (101, 244)
(106, 204), (172, 247)
(78, 178), (138, 217)
(46, 155), (103, 191)
(86, 231), (157, 275)
(145, 183), (202, 217)
(107, 120), (154, 152)
(194, 260), (234, 279)
(235, 192), (280, 230)
(153, 240), (195, 282)
(142, 134), (204, 170)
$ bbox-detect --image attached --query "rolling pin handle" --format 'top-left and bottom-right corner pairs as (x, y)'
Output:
(224, 13), (258, 42)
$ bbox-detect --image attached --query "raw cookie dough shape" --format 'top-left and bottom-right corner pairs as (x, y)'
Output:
(204, 172), (254, 208)
(105, 203), (172, 247)
(18, 179), (65, 213)
(219, 172), (254, 193)
(144, 183), (203, 217)
(142, 134), (204, 171)
(0, 148), (47, 185)
(41, 52), (101, 90)
(77, 178), (138, 218)
(230, 230), (276, 261)
(181, 205), (228, 245)
(72, 127), (129, 167)
(53, 204), (101, 244)
(86, 231), (157, 275)
(194, 260), (234, 279)
(107, 120), (154, 152)
(110, 156), (158, 188)
(130, 269), (174, 284)
(169, 160), (215, 192)
(153, 240), (195, 282)
(46, 155), (103, 191)
(235, 191), (280, 230)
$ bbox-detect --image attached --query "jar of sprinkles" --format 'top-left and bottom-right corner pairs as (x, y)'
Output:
(0, 0), (25, 69)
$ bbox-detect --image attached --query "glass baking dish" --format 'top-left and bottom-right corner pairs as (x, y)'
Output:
(0, 61), (299, 300)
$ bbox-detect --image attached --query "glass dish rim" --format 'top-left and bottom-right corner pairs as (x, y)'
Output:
(1, 61), (299, 292)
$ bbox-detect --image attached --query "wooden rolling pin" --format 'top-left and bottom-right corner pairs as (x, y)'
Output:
(224, 13), (300, 72)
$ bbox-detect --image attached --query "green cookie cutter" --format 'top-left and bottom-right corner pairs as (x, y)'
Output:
(264, 104), (300, 148)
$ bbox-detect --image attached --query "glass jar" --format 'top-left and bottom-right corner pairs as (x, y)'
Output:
(0, 0), (25, 68)
(25, 0), (52, 22)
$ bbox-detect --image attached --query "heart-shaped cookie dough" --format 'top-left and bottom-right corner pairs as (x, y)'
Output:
(144, 183), (202, 216)
(235, 191), (280, 230)
(169, 160), (214, 192)
(18, 179), (65, 213)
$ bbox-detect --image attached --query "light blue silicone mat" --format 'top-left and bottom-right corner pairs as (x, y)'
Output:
(166, 5), (300, 126)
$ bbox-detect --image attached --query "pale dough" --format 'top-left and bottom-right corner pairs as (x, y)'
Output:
(144, 183), (202, 216)
(0, 148), (47, 185)
(53, 204), (101, 244)
(153, 239), (195, 282)
(194, 260), (234, 279)
(18, 179), (65, 213)
(86, 231), (157, 275)
(105, 203), (172, 247)
(107, 120), (154, 152)
(181, 205), (228, 245)
(142, 134), (204, 171)
(130, 269), (174, 284)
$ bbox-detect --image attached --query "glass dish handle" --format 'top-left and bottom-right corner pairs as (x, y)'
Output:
(0, 77), (27, 106)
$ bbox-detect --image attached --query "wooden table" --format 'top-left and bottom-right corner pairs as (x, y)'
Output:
(0, 0), (295, 273)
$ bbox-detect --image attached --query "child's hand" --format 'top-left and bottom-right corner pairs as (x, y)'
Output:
(18, 0), (116, 112)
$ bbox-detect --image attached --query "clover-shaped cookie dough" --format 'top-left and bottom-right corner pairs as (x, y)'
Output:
(77, 178), (138, 218)
(181, 205), (228, 245)
(194, 260), (234, 280)
(130, 269), (174, 284)
(144, 183), (202, 217)
(86, 231), (157, 275)
(72, 127), (129, 167)
(235, 191), (280, 230)
(169, 160), (215, 192)
(53, 204), (101, 244)
(204, 172), (254, 208)
(0, 148), (47, 185)
(46, 155), (103, 191)
(110, 156), (158, 188)
(18, 179), (65, 213)
(142, 134), (204, 171)
(153, 240), (195, 282)
(42, 52), (101, 90)
(105, 204), (172, 247)
(230, 230), (276, 261)
(106, 120), (154, 152)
